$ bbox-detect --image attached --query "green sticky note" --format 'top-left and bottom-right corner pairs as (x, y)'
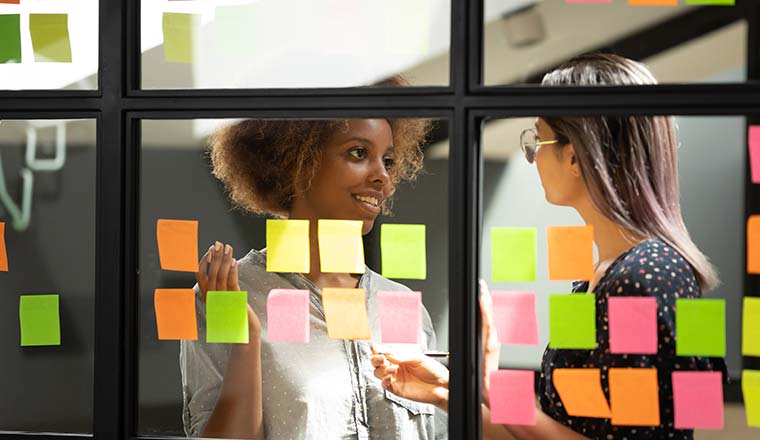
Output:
(19, 294), (61, 346)
(549, 293), (596, 349)
(676, 298), (725, 357)
(743, 297), (760, 356)
(381, 224), (426, 280)
(685, 0), (735, 5)
(29, 14), (72, 62)
(744, 370), (760, 427)
(162, 13), (198, 64)
(206, 291), (249, 343)
(491, 227), (536, 282)
(0, 15), (21, 63)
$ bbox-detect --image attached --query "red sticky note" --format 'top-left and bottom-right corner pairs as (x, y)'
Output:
(609, 368), (661, 426)
(672, 371), (724, 429)
(378, 291), (421, 344)
(547, 225), (595, 281)
(0, 222), (7, 272)
(156, 219), (199, 272)
(492, 291), (538, 345)
(490, 370), (536, 425)
(154, 289), (198, 340)
(608, 297), (657, 354)
(750, 126), (760, 184)
(553, 369), (612, 418)
(266, 289), (310, 343)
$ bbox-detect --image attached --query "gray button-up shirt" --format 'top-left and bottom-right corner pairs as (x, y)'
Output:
(180, 249), (447, 439)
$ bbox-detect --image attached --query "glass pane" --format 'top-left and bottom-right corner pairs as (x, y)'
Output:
(140, 0), (451, 89)
(0, 119), (96, 432)
(479, 114), (749, 437)
(0, 1), (98, 90)
(138, 118), (450, 438)
(483, 0), (747, 86)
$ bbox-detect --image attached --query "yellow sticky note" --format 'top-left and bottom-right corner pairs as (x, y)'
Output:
(322, 288), (371, 340)
(29, 14), (72, 63)
(266, 219), (310, 273)
(744, 297), (760, 356)
(553, 369), (611, 418)
(743, 370), (760, 427)
(318, 220), (365, 274)
(162, 13), (199, 64)
(547, 225), (595, 281)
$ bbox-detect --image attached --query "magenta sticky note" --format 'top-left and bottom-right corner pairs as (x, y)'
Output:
(566, 0), (612, 3)
(490, 370), (537, 425)
(608, 296), (658, 354)
(750, 126), (760, 184)
(378, 291), (421, 344)
(492, 291), (539, 345)
(672, 371), (724, 429)
(266, 289), (310, 343)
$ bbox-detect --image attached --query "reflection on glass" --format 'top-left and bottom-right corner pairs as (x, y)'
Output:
(138, 116), (450, 438)
(0, 119), (96, 432)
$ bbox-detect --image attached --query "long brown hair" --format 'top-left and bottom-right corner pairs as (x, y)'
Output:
(541, 53), (719, 291)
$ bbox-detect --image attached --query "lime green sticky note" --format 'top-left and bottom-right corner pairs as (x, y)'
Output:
(380, 224), (426, 280)
(549, 293), (596, 349)
(676, 298), (725, 357)
(686, 0), (735, 5)
(19, 294), (61, 346)
(491, 227), (537, 282)
(206, 291), (249, 343)
(29, 14), (72, 63)
(743, 297), (760, 356)
(0, 15), (21, 63)
(744, 370), (760, 427)
(162, 13), (198, 64)
(266, 219), (310, 273)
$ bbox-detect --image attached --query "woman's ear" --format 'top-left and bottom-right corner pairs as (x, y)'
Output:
(565, 144), (582, 178)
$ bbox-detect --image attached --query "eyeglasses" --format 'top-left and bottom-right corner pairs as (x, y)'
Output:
(520, 128), (559, 163)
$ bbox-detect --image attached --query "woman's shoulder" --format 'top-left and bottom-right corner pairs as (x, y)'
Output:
(364, 266), (413, 293)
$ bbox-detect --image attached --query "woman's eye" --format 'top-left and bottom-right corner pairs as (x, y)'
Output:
(384, 157), (395, 169)
(349, 147), (366, 159)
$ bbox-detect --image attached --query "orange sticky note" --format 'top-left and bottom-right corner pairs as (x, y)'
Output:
(748, 216), (760, 274)
(609, 368), (660, 426)
(0, 222), (7, 272)
(547, 225), (594, 281)
(154, 289), (198, 340)
(322, 288), (371, 340)
(553, 369), (611, 418)
(156, 219), (199, 272)
(628, 0), (677, 6)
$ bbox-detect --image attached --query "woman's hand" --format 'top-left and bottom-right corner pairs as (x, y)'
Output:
(371, 348), (450, 411)
(196, 241), (261, 337)
(480, 279), (501, 407)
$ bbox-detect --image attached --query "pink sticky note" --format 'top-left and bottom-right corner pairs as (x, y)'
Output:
(750, 126), (760, 184)
(672, 371), (724, 429)
(566, 0), (612, 3)
(608, 296), (657, 354)
(492, 291), (539, 345)
(490, 370), (537, 425)
(266, 289), (310, 343)
(378, 291), (421, 344)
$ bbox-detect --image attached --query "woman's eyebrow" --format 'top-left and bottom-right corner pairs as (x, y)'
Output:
(342, 136), (374, 145)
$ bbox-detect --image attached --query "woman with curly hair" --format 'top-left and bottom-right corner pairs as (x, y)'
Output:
(179, 109), (447, 439)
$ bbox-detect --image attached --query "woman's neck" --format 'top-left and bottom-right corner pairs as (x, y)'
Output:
(300, 216), (361, 289)
(574, 198), (646, 266)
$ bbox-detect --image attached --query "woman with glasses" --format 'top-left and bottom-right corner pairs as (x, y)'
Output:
(371, 53), (727, 440)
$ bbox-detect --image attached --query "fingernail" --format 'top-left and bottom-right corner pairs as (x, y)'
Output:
(225, 244), (231, 256)
(215, 241), (222, 251)
(232, 259), (237, 267)
(208, 247), (214, 262)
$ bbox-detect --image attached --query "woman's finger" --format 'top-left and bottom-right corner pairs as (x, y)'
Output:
(228, 258), (240, 291)
(196, 246), (213, 300)
(216, 244), (233, 291)
(371, 355), (388, 368)
(206, 241), (223, 292)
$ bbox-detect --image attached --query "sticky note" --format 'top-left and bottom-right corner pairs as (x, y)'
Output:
(744, 297), (760, 356)
(0, 222), (7, 271)
(686, 0), (735, 5)
(322, 288), (371, 340)
(318, 220), (365, 274)
(743, 370), (760, 427)
(547, 225), (594, 281)
(156, 219), (198, 272)
(628, 0), (677, 5)
(19, 294), (60, 346)
(154, 289), (198, 340)
(206, 291), (249, 343)
(380, 224), (426, 279)
(491, 291), (538, 345)
(489, 370), (536, 425)
(0, 1), (21, 4)
(548, 293), (596, 349)
(0, 15), (21, 63)
(676, 298), (726, 357)
(266, 289), (310, 343)
(748, 216), (760, 273)
(29, 14), (72, 63)
(378, 290), (422, 344)
(609, 368), (660, 426)
(608, 296), (657, 354)
(266, 219), (310, 273)
(751, 127), (760, 184)
(553, 369), (611, 418)
(672, 371), (724, 429)
(566, 0), (612, 3)
(491, 227), (536, 282)
(162, 13), (198, 64)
